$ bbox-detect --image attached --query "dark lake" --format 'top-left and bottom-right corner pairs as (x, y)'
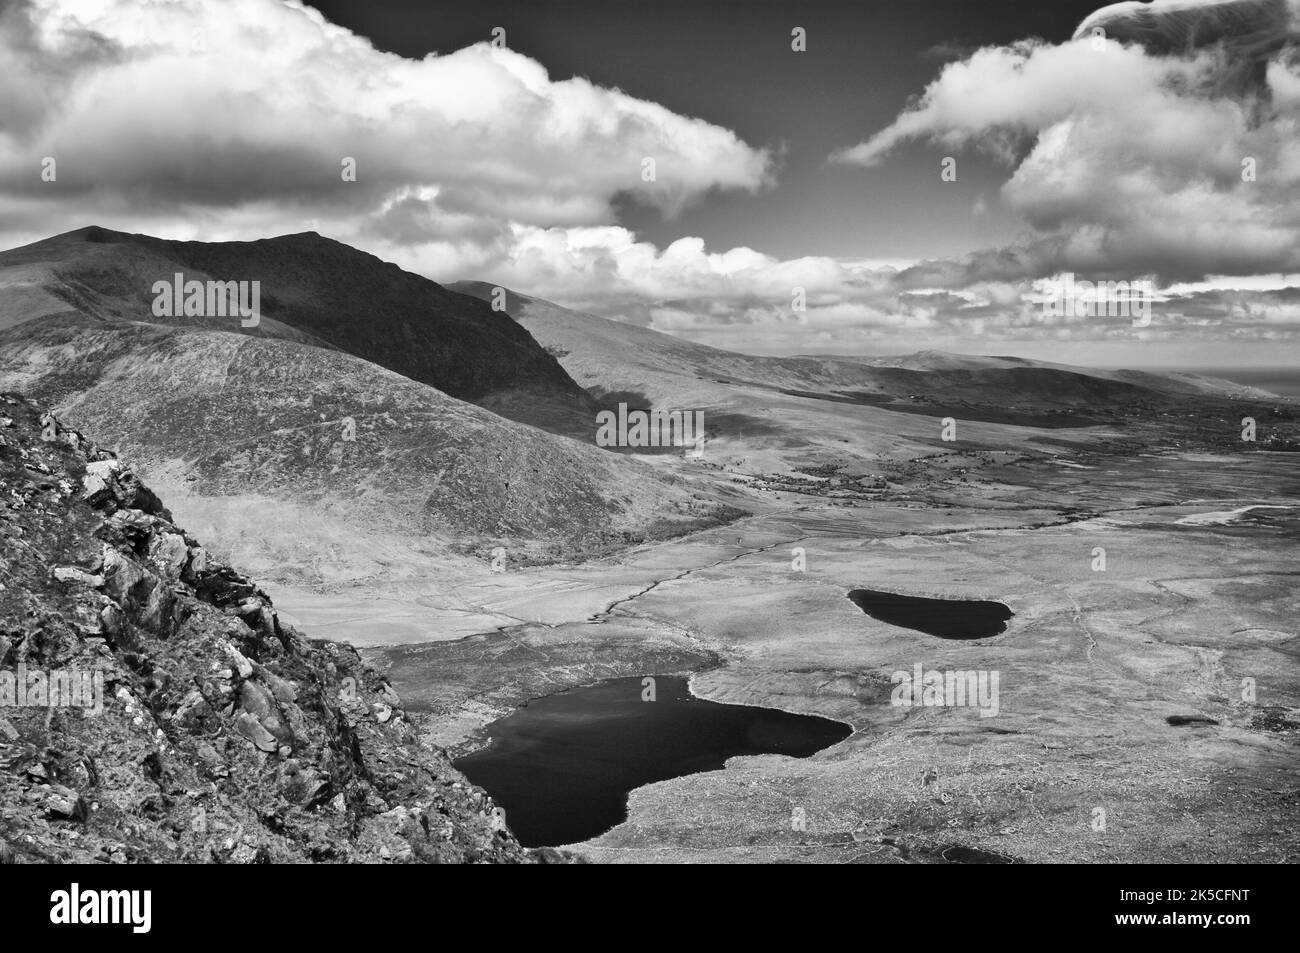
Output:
(847, 589), (1013, 640)
(453, 675), (851, 847)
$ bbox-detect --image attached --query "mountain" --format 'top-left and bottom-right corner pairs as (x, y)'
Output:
(448, 279), (881, 404)
(839, 350), (1285, 401)
(447, 283), (1275, 436)
(0, 231), (744, 591)
(0, 395), (559, 863)
(0, 226), (596, 433)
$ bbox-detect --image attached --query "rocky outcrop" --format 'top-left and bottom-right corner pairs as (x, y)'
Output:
(0, 394), (559, 863)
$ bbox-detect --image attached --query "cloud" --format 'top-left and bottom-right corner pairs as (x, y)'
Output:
(0, 0), (771, 243)
(405, 223), (898, 319)
(390, 220), (1300, 358)
(832, 25), (1300, 284)
(1074, 0), (1300, 58)
(1, 0), (1298, 361)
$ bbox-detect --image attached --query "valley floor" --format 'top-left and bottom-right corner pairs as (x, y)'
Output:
(349, 447), (1300, 863)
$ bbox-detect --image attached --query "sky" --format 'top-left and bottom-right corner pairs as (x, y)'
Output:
(2, 0), (1299, 366)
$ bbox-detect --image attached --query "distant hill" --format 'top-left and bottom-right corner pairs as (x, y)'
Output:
(447, 283), (1271, 435)
(830, 350), (1285, 401)
(448, 279), (897, 405)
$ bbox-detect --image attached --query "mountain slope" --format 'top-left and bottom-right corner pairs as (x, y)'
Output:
(448, 280), (881, 403)
(0, 315), (740, 587)
(0, 231), (745, 589)
(0, 396), (551, 863)
(450, 282), (1281, 421)
(0, 226), (595, 433)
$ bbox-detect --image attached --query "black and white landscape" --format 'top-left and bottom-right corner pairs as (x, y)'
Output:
(0, 0), (1298, 867)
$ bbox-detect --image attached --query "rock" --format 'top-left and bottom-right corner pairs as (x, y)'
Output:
(238, 681), (293, 745)
(233, 712), (279, 753)
(172, 690), (211, 728)
(258, 668), (298, 705)
(99, 602), (124, 638)
(148, 532), (189, 579)
(101, 547), (154, 608)
(223, 643), (254, 679)
(53, 566), (105, 588)
(278, 760), (328, 805)
(82, 459), (120, 501)
(238, 679), (276, 719)
(42, 785), (88, 822)
(195, 743), (229, 780)
(228, 843), (260, 864)
(72, 602), (106, 637)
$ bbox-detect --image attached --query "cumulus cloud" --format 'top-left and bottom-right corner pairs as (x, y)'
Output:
(0, 0), (771, 243)
(449, 2), (1300, 356)
(375, 219), (1299, 358)
(832, 13), (1300, 285)
(1074, 0), (1300, 58)
(2, 0), (1298, 360)
(395, 222), (896, 323)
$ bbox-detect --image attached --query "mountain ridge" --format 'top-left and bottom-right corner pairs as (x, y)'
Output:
(1, 226), (596, 432)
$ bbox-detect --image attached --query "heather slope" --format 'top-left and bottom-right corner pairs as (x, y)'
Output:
(0, 316), (741, 587)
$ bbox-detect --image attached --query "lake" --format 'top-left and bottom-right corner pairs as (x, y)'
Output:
(847, 588), (1013, 639)
(454, 675), (851, 847)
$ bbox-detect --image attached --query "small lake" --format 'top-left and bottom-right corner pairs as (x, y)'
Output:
(453, 676), (851, 847)
(848, 589), (1013, 640)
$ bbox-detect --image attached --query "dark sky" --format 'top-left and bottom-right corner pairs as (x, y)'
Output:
(306, 0), (1104, 261)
